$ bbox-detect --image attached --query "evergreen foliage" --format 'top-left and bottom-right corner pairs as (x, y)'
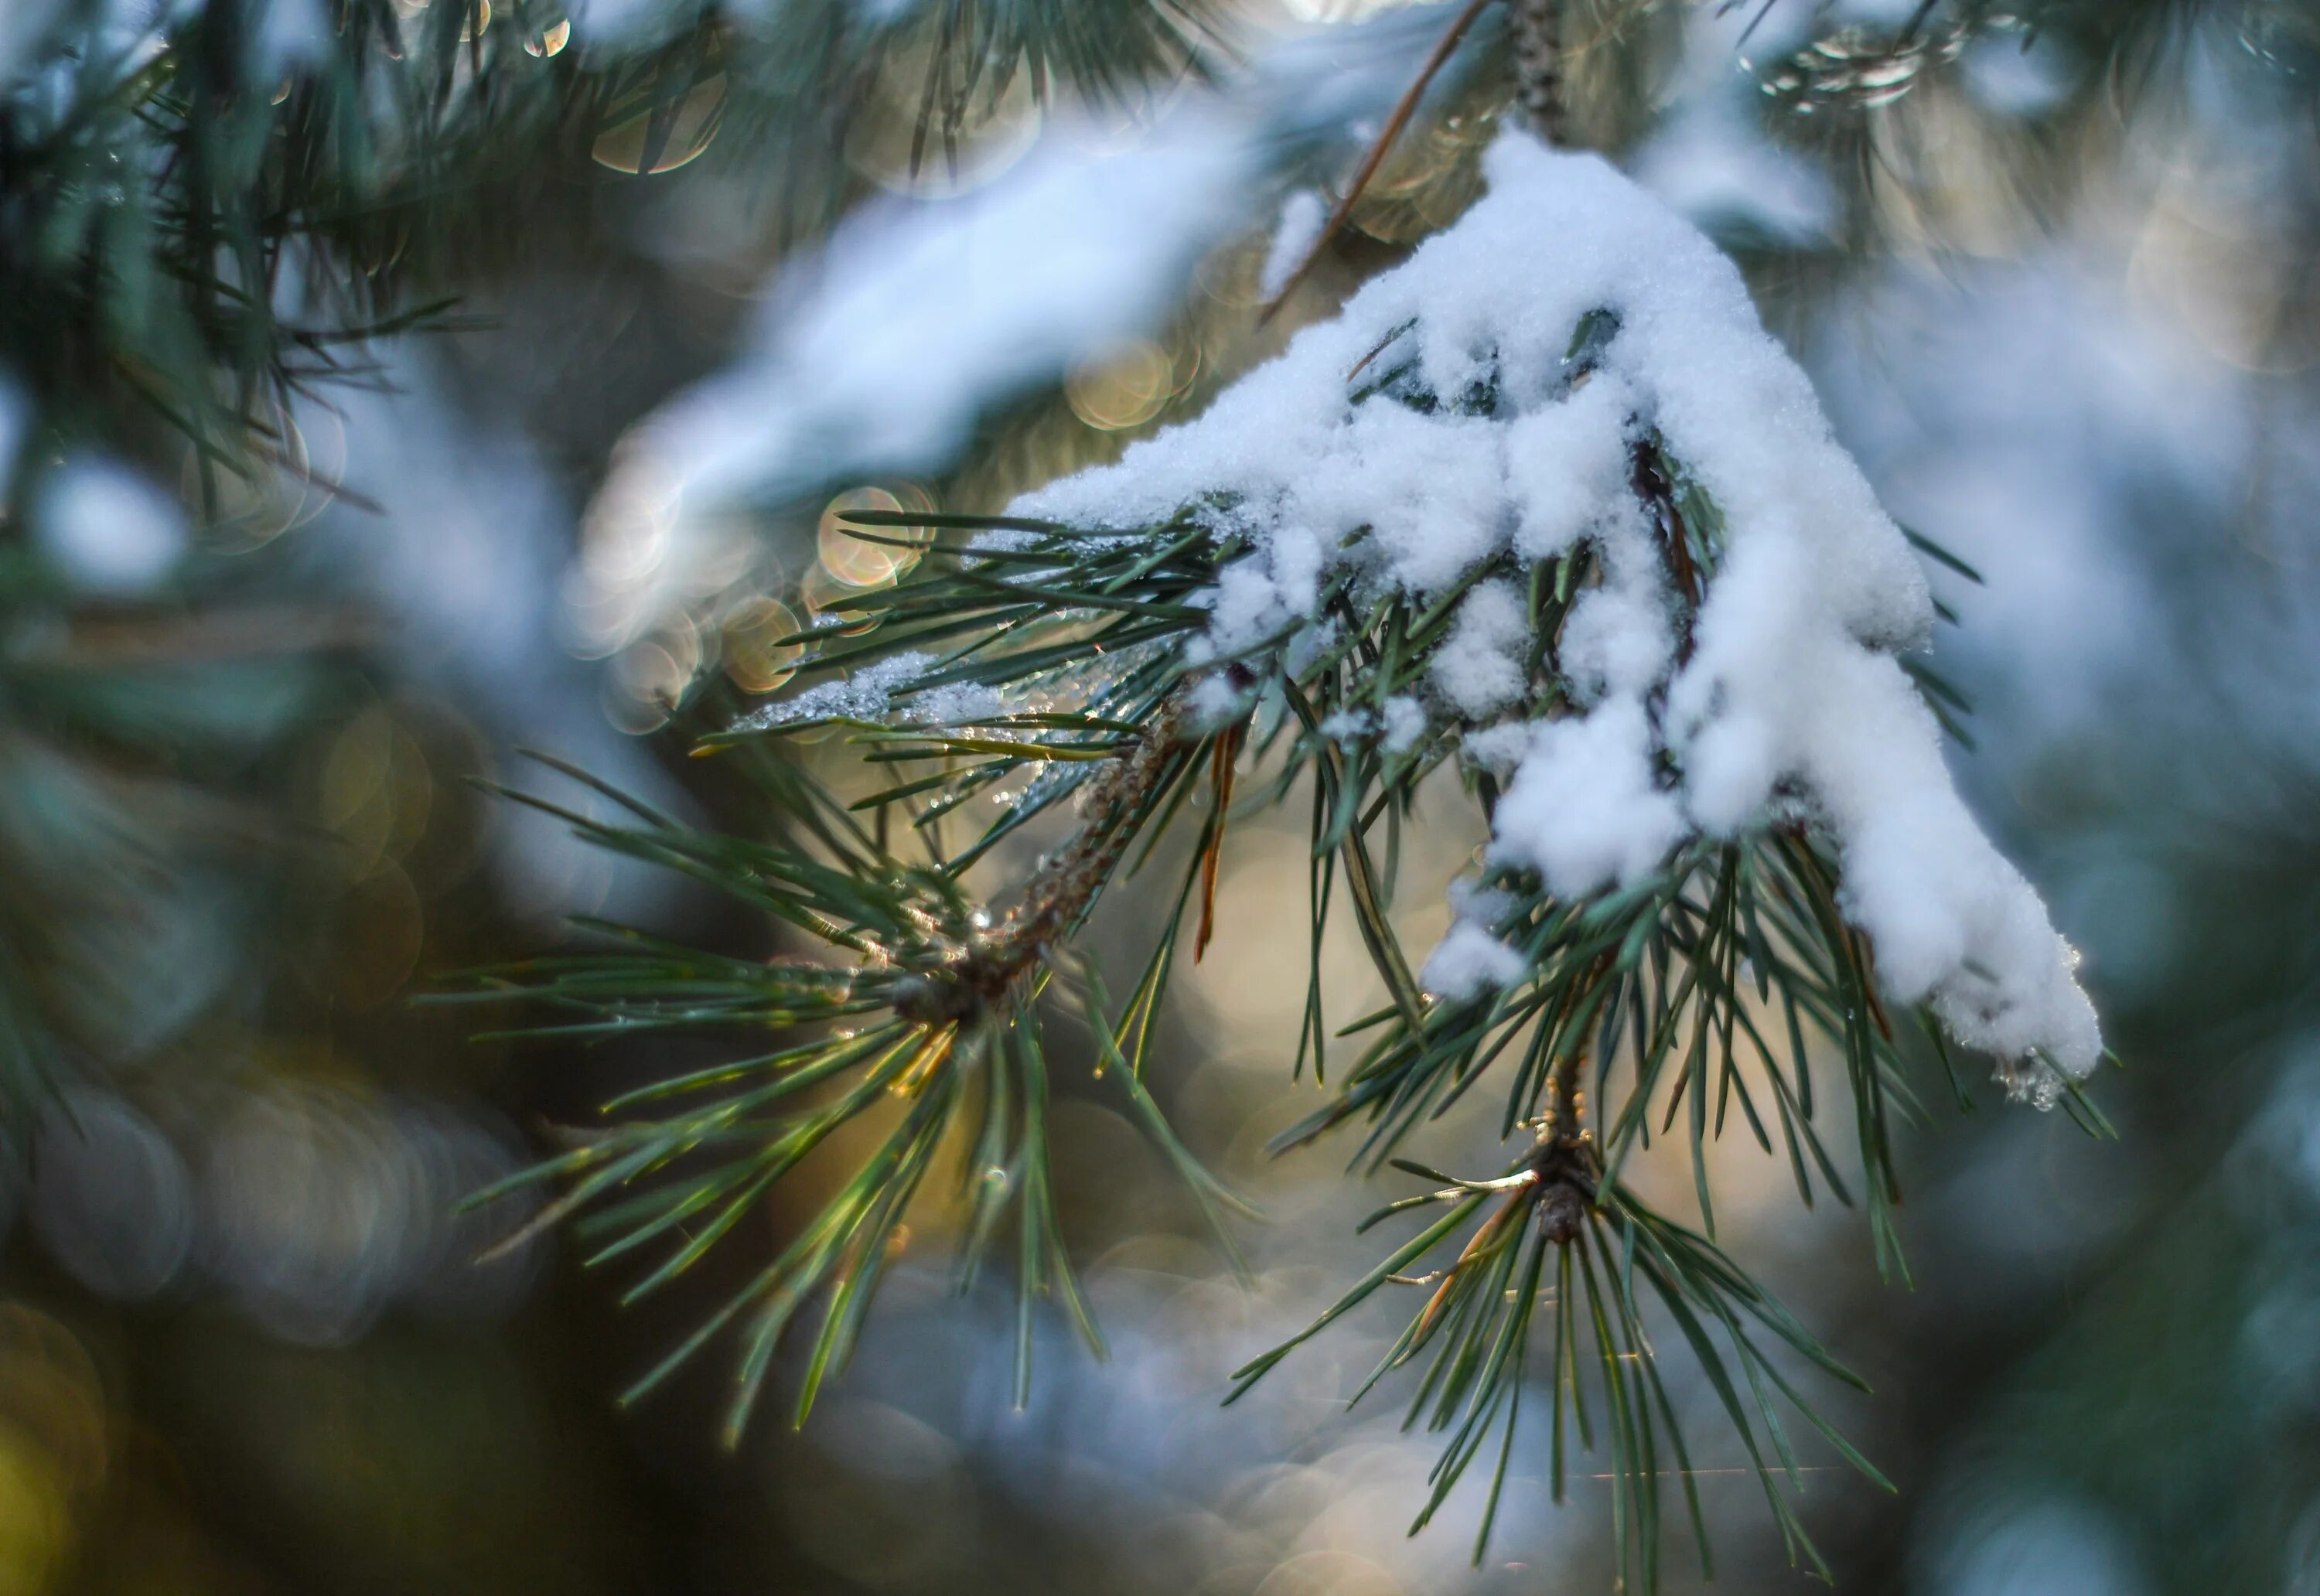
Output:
(7, 0), (2314, 1588)
(455, 263), (2112, 1583)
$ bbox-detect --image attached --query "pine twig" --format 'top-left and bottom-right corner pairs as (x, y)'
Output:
(1257, 0), (1498, 325)
(899, 688), (1192, 1022)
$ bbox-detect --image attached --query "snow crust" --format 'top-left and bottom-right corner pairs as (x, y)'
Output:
(1009, 133), (2102, 1083)
(732, 651), (1004, 731)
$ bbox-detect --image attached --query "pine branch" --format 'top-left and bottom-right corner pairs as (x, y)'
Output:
(469, 350), (2055, 1573)
(447, 681), (1250, 1433)
(406, 19), (2186, 1584)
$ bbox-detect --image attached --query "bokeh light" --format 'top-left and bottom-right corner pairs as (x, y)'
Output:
(0, 1304), (106, 1592)
(844, 42), (1042, 198)
(1066, 339), (1177, 432)
(592, 70), (727, 176)
(521, 18), (570, 56)
(815, 484), (937, 591)
(722, 595), (805, 693)
(31, 1093), (193, 1304)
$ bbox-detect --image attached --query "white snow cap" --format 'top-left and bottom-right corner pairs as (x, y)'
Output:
(1012, 132), (2102, 1088)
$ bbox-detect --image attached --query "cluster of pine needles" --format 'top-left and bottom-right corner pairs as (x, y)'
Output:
(447, 309), (2111, 1587)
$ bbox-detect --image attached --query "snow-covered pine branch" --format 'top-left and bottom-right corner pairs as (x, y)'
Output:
(1010, 130), (2101, 1105)
(483, 123), (2119, 1589)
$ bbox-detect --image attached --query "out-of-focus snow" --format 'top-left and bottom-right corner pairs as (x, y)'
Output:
(295, 348), (683, 922)
(37, 455), (186, 594)
(571, 9), (1446, 656)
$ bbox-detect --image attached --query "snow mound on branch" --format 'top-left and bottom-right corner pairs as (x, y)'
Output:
(1011, 132), (2102, 1087)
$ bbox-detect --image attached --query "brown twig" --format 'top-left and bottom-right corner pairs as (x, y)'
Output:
(899, 690), (1196, 1025)
(1532, 1052), (1596, 1242)
(1257, 0), (1497, 326)
(994, 689), (1189, 967)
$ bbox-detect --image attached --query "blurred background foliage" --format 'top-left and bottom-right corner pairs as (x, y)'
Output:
(4, 0), (2320, 1591)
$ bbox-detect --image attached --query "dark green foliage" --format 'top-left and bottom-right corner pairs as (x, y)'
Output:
(1228, 1151), (1892, 1586)
(0, 0), (1228, 482)
(0, 0), (1233, 1126)
(440, 705), (1256, 1435)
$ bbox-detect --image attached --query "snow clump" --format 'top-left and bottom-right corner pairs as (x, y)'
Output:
(1008, 131), (2102, 1093)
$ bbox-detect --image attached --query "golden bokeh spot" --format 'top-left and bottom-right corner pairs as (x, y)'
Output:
(602, 638), (687, 734)
(313, 705), (434, 882)
(844, 39), (1040, 198)
(722, 596), (805, 694)
(0, 1303), (111, 1592)
(288, 401), (349, 531)
(523, 17), (571, 56)
(183, 399), (310, 551)
(1066, 339), (1175, 432)
(592, 70), (727, 176)
(816, 485), (935, 589)
(0, 1426), (73, 1595)
(0, 1308), (107, 1497)
(799, 562), (881, 626)
(329, 864), (425, 1008)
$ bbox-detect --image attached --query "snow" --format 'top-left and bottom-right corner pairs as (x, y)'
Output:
(1963, 26), (2075, 118)
(1630, 104), (1834, 246)
(1460, 721), (1529, 776)
(1505, 373), (1633, 560)
(258, 0), (331, 72)
(729, 652), (1005, 730)
(0, 2), (67, 88)
(1194, 558), (1294, 660)
(1259, 189), (1329, 302)
(737, 652), (935, 729)
(1424, 879), (1531, 1002)
(1428, 580), (1529, 718)
(908, 680), (1007, 727)
(36, 455), (184, 594)
(295, 346), (684, 924)
(568, 4), (1456, 654)
(1007, 131), (2103, 1083)
(1380, 695), (1426, 755)
(1489, 699), (1690, 899)
(1560, 571), (1671, 703)
(1421, 921), (1528, 1003)
(572, 108), (1262, 654)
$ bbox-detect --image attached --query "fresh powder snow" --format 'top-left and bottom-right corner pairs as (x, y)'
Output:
(1005, 131), (2102, 1096)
